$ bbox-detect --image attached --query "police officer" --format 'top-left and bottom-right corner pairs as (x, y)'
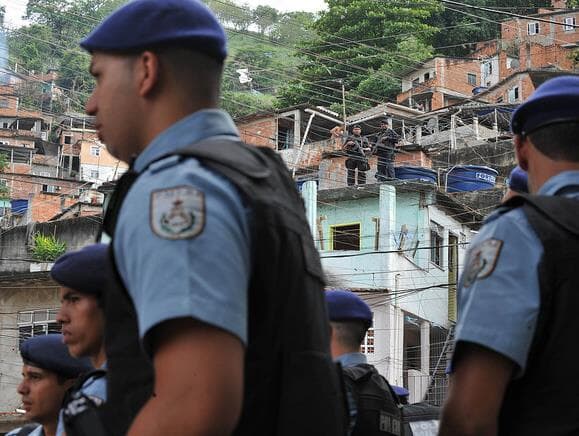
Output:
(374, 118), (399, 181)
(7, 334), (91, 436)
(52, 244), (109, 435)
(326, 290), (402, 436)
(502, 165), (528, 203)
(344, 125), (371, 186)
(440, 75), (579, 435)
(81, 1), (343, 435)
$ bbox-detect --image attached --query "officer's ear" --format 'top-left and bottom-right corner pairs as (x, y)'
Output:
(134, 51), (161, 98)
(514, 134), (529, 172)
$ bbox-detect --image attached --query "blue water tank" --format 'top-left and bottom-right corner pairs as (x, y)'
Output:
(394, 166), (437, 184)
(11, 199), (28, 214)
(446, 165), (498, 192)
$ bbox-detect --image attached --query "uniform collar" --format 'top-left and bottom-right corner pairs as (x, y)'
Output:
(538, 171), (579, 195)
(133, 109), (239, 173)
(335, 352), (368, 367)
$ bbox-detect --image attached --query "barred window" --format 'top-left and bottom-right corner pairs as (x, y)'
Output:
(17, 309), (60, 346)
(362, 327), (375, 354)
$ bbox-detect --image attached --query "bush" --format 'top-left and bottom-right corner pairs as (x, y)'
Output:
(31, 233), (66, 262)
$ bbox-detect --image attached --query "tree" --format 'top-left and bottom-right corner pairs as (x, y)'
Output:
(271, 11), (317, 45)
(253, 5), (278, 36)
(428, 0), (552, 56)
(8, 0), (125, 110)
(277, 0), (439, 112)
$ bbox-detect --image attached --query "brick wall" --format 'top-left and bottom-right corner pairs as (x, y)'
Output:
(238, 117), (277, 149)
(30, 193), (78, 222)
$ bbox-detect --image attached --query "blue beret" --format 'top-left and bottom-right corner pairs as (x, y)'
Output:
(325, 290), (373, 326)
(50, 244), (110, 297)
(80, 0), (227, 62)
(392, 385), (409, 398)
(20, 334), (92, 378)
(507, 166), (528, 193)
(511, 75), (579, 135)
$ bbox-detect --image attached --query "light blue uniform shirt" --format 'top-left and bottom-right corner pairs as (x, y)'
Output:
(114, 109), (251, 346)
(6, 425), (43, 436)
(336, 352), (368, 368)
(454, 171), (579, 375)
(56, 364), (107, 435)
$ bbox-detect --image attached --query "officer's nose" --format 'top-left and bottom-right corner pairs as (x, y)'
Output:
(17, 379), (28, 396)
(56, 306), (68, 324)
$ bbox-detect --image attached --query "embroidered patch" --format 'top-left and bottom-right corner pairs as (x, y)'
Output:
(150, 186), (205, 240)
(462, 239), (503, 288)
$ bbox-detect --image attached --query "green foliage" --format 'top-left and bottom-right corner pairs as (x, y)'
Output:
(428, 0), (552, 56)
(253, 5), (278, 35)
(7, 0), (125, 110)
(31, 233), (66, 262)
(220, 90), (276, 118)
(277, 0), (440, 112)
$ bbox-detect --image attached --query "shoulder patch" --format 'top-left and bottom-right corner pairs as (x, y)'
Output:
(462, 239), (503, 288)
(150, 186), (205, 240)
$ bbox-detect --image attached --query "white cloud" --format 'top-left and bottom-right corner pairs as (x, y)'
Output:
(238, 0), (326, 13)
(0, 0), (28, 29)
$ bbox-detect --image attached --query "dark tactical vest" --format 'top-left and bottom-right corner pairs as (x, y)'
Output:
(498, 193), (579, 435)
(100, 138), (346, 436)
(342, 364), (402, 436)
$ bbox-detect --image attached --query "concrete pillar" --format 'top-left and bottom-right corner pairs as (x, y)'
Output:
(416, 125), (422, 145)
(385, 303), (404, 386)
(420, 321), (430, 376)
(473, 116), (480, 140)
(302, 180), (317, 237)
(378, 184), (396, 252)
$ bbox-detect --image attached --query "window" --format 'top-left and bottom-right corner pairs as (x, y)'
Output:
(2, 123), (7, 129)
(564, 16), (576, 32)
(528, 22), (539, 35)
(467, 73), (477, 86)
(90, 145), (100, 156)
(90, 170), (99, 179)
(483, 62), (493, 78)
(424, 72), (430, 81)
(362, 327), (375, 354)
(17, 310), (60, 346)
(42, 184), (57, 193)
(64, 135), (72, 145)
(496, 96), (504, 103)
(0, 99), (8, 108)
(508, 86), (520, 103)
(430, 221), (444, 267)
(412, 78), (420, 87)
(331, 223), (361, 251)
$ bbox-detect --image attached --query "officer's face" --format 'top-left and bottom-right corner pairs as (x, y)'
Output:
(353, 128), (361, 135)
(57, 288), (104, 362)
(17, 364), (71, 425)
(86, 52), (141, 162)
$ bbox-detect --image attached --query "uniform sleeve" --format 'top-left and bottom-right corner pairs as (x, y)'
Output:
(453, 209), (543, 376)
(114, 156), (251, 346)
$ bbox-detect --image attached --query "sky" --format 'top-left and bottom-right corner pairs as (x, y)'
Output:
(0, 0), (28, 28)
(0, 0), (327, 29)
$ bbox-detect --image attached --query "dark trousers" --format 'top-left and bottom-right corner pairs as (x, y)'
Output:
(345, 158), (367, 186)
(376, 157), (395, 181)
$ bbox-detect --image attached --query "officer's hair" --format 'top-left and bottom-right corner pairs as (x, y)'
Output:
(529, 122), (579, 162)
(22, 359), (76, 385)
(154, 47), (223, 104)
(330, 320), (368, 350)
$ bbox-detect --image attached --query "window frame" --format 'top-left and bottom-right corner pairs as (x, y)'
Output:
(429, 221), (444, 268)
(90, 145), (100, 156)
(564, 16), (576, 32)
(467, 73), (477, 86)
(17, 309), (60, 345)
(527, 22), (540, 35)
(330, 222), (361, 251)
